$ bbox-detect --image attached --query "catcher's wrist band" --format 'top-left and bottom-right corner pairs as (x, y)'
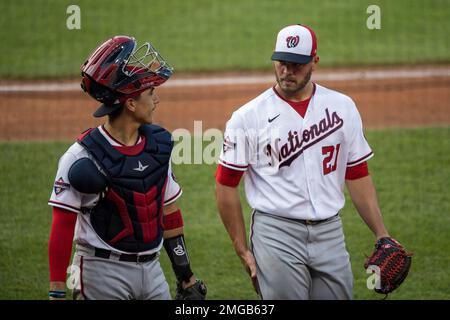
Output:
(163, 209), (184, 230)
(163, 234), (193, 282)
(48, 290), (66, 298)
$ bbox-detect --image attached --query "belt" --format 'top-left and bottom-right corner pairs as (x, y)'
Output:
(293, 213), (339, 226)
(94, 247), (157, 263)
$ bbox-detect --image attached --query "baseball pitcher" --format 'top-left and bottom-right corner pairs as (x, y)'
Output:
(215, 25), (411, 299)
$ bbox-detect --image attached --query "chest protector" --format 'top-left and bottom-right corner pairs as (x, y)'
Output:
(78, 125), (173, 253)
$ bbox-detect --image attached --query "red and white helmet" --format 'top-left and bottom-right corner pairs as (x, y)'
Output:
(80, 36), (173, 117)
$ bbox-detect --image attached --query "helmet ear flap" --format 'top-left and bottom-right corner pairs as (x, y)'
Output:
(82, 74), (121, 104)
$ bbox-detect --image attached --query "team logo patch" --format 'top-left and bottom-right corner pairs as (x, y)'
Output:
(286, 35), (300, 48)
(223, 136), (236, 153)
(173, 244), (186, 256)
(54, 177), (70, 195)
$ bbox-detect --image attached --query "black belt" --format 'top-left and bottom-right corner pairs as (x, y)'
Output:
(94, 248), (157, 263)
(293, 213), (339, 226)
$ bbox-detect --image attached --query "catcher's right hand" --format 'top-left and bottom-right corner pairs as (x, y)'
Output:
(364, 237), (413, 295)
(175, 279), (207, 300)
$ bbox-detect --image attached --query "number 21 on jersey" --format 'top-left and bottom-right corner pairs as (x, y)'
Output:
(322, 144), (341, 175)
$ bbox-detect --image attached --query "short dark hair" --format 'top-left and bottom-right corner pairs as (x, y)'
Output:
(107, 103), (125, 120)
(107, 93), (143, 120)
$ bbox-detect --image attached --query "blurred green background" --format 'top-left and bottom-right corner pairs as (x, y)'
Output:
(0, 0), (449, 78)
(0, 0), (449, 300)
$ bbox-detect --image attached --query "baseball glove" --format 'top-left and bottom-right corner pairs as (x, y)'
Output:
(175, 279), (207, 300)
(364, 237), (413, 295)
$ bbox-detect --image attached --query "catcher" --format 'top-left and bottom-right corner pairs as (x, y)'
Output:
(47, 36), (206, 300)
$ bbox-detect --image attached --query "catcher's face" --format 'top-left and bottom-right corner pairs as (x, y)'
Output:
(132, 87), (159, 124)
(274, 56), (319, 96)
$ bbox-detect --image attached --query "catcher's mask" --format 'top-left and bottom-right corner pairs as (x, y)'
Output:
(80, 35), (173, 117)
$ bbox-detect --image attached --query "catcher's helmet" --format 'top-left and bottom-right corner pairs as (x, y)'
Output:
(81, 36), (173, 117)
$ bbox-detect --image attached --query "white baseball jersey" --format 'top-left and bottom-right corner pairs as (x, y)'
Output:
(219, 83), (373, 220)
(48, 125), (182, 255)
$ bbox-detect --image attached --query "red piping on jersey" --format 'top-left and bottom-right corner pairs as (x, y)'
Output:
(164, 188), (182, 204)
(101, 125), (142, 147)
(219, 159), (248, 169)
(77, 128), (94, 142)
(347, 151), (373, 166)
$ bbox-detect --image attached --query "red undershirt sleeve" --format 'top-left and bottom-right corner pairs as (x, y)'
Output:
(48, 207), (77, 282)
(345, 161), (369, 180)
(216, 162), (368, 184)
(215, 164), (245, 187)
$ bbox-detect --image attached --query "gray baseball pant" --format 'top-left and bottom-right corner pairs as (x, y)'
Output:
(70, 245), (171, 300)
(250, 210), (353, 300)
